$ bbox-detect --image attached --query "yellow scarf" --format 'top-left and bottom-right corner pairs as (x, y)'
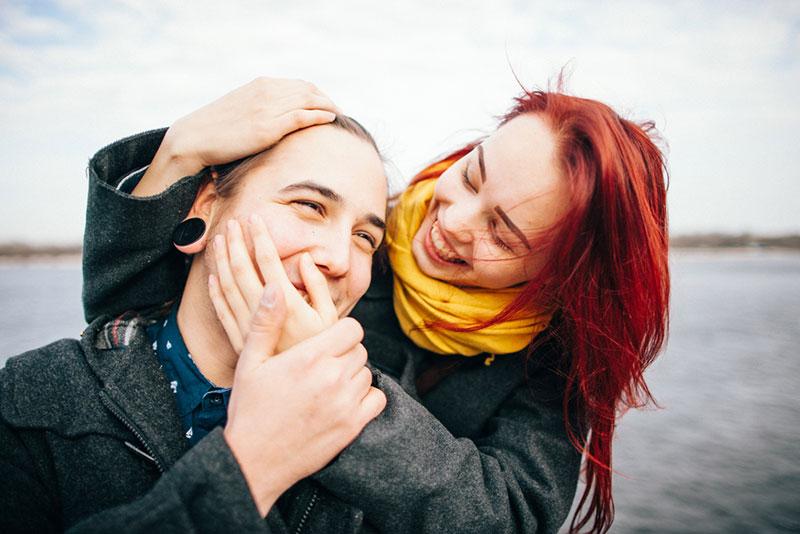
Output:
(386, 177), (552, 356)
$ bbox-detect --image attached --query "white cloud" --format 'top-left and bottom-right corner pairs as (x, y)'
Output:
(0, 0), (798, 243)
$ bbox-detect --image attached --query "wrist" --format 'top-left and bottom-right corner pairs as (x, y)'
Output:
(132, 126), (204, 197)
(223, 426), (289, 518)
(159, 126), (205, 178)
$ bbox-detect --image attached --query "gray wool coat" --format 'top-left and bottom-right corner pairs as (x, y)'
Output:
(0, 129), (582, 533)
(0, 314), (338, 533)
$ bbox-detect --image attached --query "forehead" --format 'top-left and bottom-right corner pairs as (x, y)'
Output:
(240, 124), (387, 212)
(480, 114), (567, 234)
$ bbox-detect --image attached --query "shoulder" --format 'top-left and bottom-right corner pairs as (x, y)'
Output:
(1, 338), (92, 396)
(0, 338), (103, 433)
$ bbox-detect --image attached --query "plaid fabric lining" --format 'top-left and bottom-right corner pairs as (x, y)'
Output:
(94, 312), (151, 350)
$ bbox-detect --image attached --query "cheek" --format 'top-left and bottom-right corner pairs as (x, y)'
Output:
(433, 172), (458, 202)
(255, 209), (315, 258)
(506, 254), (545, 286)
(346, 255), (373, 300)
(473, 256), (534, 288)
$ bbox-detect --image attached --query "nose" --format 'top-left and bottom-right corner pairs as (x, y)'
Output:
(438, 200), (478, 245)
(313, 229), (351, 278)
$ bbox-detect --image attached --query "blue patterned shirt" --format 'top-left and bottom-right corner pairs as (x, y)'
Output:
(147, 304), (231, 447)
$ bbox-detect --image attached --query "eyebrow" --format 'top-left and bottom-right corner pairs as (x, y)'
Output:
(280, 180), (386, 232)
(364, 214), (386, 230)
(493, 206), (531, 250)
(477, 144), (487, 183)
(280, 180), (342, 202)
(475, 146), (531, 251)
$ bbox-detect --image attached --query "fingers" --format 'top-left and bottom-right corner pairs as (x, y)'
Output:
(225, 219), (264, 313)
(352, 365), (373, 395)
(248, 214), (298, 302)
(341, 343), (369, 377)
(286, 317), (364, 365)
(213, 232), (251, 337)
(358, 387), (387, 426)
(273, 109), (336, 136)
(249, 79), (339, 143)
(238, 283), (287, 373)
(339, 346), (373, 404)
(276, 90), (340, 116)
(268, 77), (341, 114)
(208, 274), (245, 353)
(299, 252), (338, 324)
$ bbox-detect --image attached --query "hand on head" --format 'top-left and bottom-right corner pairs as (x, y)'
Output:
(133, 77), (341, 197)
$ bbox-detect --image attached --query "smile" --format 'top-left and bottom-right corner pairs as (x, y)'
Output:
(426, 219), (467, 265)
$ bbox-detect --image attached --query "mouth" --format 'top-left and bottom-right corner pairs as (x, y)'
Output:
(425, 217), (468, 266)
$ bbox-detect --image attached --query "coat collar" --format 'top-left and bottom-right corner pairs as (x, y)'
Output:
(82, 313), (188, 469)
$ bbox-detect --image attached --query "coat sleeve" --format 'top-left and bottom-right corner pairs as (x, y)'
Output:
(0, 420), (281, 533)
(314, 363), (582, 534)
(81, 129), (203, 323)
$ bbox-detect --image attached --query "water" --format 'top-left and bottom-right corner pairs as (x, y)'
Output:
(0, 262), (86, 360)
(1, 251), (799, 533)
(608, 250), (800, 533)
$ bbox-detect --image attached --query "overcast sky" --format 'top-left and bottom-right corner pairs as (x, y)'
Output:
(1, 0), (798, 244)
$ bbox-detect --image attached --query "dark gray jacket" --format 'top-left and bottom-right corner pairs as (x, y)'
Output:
(0, 313), (357, 532)
(1, 129), (581, 533)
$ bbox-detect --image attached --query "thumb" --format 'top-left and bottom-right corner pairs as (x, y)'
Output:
(237, 282), (286, 372)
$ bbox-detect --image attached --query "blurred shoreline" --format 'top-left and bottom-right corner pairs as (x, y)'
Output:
(0, 244), (82, 265)
(669, 233), (800, 249)
(2, 233), (799, 264)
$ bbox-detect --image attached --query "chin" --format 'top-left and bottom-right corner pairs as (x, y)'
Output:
(411, 246), (453, 284)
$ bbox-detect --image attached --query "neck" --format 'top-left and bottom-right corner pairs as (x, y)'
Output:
(176, 264), (238, 388)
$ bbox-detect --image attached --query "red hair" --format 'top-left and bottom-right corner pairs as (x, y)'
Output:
(410, 89), (669, 533)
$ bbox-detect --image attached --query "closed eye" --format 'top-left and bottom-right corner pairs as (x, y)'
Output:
(490, 220), (512, 252)
(293, 200), (325, 216)
(461, 162), (477, 193)
(355, 231), (378, 250)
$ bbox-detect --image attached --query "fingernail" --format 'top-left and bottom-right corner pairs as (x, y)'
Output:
(227, 219), (237, 232)
(208, 274), (215, 286)
(261, 283), (277, 308)
(214, 234), (223, 248)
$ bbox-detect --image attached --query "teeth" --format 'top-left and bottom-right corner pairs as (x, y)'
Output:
(431, 222), (463, 263)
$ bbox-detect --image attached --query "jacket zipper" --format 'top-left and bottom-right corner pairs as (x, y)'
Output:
(293, 487), (318, 534)
(123, 440), (156, 462)
(100, 390), (166, 473)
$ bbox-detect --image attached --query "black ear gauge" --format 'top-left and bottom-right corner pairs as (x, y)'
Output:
(172, 217), (207, 247)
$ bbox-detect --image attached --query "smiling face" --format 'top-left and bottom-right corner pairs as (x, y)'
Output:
(205, 123), (388, 316)
(411, 113), (570, 289)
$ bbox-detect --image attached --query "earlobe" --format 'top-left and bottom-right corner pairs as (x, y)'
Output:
(172, 217), (208, 254)
(174, 180), (218, 254)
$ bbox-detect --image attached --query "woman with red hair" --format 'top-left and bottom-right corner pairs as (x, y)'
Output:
(384, 89), (670, 532)
(80, 77), (669, 533)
